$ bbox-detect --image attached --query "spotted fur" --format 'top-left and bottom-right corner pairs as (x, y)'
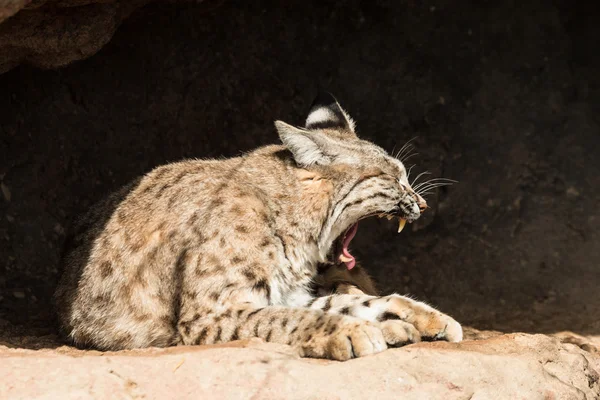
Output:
(54, 93), (462, 360)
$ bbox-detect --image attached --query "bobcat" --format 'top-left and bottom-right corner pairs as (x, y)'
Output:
(54, 93), (462, 360)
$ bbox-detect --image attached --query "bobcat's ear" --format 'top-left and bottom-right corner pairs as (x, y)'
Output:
(275, 120), (332, 167)
(305, 92), (356, 135)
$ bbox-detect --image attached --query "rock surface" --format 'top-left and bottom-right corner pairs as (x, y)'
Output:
(1, 333), (599, 399)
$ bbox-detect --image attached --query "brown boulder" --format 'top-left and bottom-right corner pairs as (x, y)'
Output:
(1, 333), (598, 399)
(0, 0), (151, 74)
(0, 0), (226, 74)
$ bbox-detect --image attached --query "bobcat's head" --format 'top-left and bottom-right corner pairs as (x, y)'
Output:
(275, 93), (453, 270)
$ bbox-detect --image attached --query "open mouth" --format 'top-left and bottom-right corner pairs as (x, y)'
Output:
(335, 214), (409, 270)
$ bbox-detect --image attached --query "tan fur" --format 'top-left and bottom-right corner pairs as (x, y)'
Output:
(54, 94), (462, 360)
(314, 262), (379, 296)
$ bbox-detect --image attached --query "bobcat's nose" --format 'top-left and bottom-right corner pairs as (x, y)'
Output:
(414, 192), (427, 214)
(400, 182), (428, 215)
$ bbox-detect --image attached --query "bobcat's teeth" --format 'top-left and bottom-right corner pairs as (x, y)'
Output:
(339, 254), (353, 263)
(398, 218), (407, 233)
(386, 215), (393, 221)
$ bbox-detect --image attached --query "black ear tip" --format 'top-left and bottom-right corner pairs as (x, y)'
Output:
(310, 91), (338, 111)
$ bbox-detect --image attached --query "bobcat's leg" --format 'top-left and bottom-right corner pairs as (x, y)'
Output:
(178, 302), (419, 361)
(306, 293), (463, 344)
(314, 263), (462, 343)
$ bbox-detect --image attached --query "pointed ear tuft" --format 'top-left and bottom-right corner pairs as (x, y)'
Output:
(275, 120), (331, 167)
(305, 92), (356, 134)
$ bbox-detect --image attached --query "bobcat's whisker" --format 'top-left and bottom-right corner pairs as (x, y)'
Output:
(401, 152), (419, 163)
(410, 171), (431, 187)
(413, 178), (457, 190)
(395, 136), (418, 160)
(416, 181), (456, 189)
(406, 164), (416, 180)
(416, 183), (454, 194)
(395, 144), (413, 161)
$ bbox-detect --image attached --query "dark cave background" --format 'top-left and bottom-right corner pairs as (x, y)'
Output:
(1, 0), (600, 341)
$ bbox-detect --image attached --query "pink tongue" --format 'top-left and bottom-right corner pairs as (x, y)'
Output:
(341, 222), (358, 270)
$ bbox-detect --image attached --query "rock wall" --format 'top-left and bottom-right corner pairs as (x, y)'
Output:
(1, 0), (600, 343)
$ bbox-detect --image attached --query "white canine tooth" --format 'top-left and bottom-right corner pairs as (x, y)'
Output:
(398, 218), (407, 233)
(339, 254), (353, 263)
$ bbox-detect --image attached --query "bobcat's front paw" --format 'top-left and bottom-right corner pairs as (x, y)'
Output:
(301, 318), (388, 361)
(382, 295), (463, 343)
(379, 319), (421, 346)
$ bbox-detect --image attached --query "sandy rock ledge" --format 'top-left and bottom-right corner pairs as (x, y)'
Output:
(1, 333), (599, 399)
